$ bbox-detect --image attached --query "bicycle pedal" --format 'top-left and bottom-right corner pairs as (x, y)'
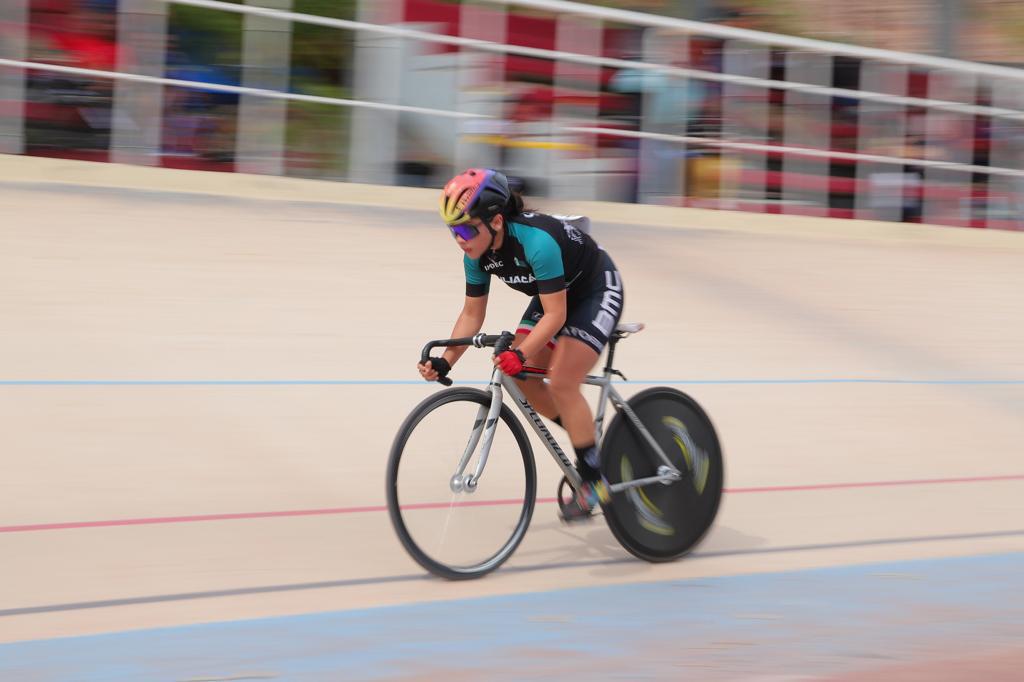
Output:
(559, 509), (596, 524)
(558, 500), (603, 524)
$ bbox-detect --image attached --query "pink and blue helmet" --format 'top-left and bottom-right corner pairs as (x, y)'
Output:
(439, 168), (512, 226)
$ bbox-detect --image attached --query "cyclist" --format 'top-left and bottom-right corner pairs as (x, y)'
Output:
(417, 168), (625, 521)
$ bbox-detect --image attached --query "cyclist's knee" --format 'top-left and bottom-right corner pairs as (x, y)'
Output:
(548, 356), (590, 396)
(547, 372), (581, 397)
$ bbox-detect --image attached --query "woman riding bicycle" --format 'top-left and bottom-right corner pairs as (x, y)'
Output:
(417, 168), (625, 521)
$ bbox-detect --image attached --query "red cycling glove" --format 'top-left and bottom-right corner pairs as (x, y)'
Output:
(496, 348), (526, 376)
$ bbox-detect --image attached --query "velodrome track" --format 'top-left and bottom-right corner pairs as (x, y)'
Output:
(1, 156), (1023, 679)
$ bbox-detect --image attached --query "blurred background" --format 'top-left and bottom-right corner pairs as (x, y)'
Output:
(2, 3), (1024, 673)
(1, 0), (1022, 228)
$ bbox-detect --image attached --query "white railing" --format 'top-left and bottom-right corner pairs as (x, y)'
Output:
(565, 127), (1024, 179)
(2, 0), (1021, 228)
(138, 0), (1024, 122)
(0, 58), (483, 120)
(479, 0), (1024, 82)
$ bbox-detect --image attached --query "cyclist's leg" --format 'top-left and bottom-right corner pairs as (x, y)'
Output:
(513, 297), (557, 419)
(554, 254), (624, 483)
(547, 338), (600, 450)
(549, 338), (611, 519)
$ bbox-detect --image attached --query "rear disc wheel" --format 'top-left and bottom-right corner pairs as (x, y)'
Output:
(599, 387), (724, 562)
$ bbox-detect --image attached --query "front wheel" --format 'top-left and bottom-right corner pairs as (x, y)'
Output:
(386, 387), (537, 579)
(599, 387), (724, 562)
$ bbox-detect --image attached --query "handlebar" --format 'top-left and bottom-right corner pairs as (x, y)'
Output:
(420, 331), (517, 386)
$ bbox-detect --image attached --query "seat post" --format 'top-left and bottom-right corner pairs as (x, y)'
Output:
(603, 324), (641, 375)
(603, 335), (619, 374)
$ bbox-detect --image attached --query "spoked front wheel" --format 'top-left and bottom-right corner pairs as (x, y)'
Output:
(600, 387), (724, 562)
(386, 387), (537, 579)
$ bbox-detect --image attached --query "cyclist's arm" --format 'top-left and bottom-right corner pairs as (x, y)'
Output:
(441, 294), (488, 367)
(516, 289), (566, 361)
(514, 226), (567, 361)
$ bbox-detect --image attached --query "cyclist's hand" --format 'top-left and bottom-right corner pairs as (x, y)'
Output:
(418, 357), (451, 382)
(494, 349), (526, 376)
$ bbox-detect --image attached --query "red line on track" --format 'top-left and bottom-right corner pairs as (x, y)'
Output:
(2, 474), (1022, 534)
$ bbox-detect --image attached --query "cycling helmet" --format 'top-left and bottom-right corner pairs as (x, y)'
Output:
(439, 168), (511, 227)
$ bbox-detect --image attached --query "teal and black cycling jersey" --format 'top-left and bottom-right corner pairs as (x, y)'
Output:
(465, 211), (624, 355)
(463, 212), (603, 300)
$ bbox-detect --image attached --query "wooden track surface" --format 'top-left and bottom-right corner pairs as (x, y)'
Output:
(1, 158), (1022, 660)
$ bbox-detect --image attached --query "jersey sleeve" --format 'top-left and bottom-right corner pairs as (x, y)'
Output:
(463, 254), (490, 297)
(517, 224), (566, 294)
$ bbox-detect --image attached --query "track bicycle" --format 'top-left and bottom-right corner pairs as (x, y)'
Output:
(386, 324), (723, 580)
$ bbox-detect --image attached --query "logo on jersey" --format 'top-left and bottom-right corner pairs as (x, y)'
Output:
(501, 274), (536, 285)
(565, 325), (600, 348)
(482, 259), (504, 272)
(561, 222), (585, 245)
(591, 270), (623, 337)
(514, 257), (528, 268)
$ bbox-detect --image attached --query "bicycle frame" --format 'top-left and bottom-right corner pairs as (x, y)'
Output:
(449, 365), (683, 495)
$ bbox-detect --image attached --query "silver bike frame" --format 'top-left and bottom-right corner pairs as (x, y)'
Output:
(449, 365), (682, 495)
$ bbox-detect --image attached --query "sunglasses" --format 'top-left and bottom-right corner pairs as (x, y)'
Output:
(447, 223), (480, 241)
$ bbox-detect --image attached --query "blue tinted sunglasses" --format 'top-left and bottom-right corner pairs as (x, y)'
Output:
(448, 223), (480, 241)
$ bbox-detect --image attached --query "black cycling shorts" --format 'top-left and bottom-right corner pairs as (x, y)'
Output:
(516, 252), (624, 355)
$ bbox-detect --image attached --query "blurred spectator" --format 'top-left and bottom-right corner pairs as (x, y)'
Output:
(161, 36), (240, 165)
(25, 0), (119, 156)
(284, 3), (356, 179)
(159, 5), (244, 168)
(53, 0), (118, 69)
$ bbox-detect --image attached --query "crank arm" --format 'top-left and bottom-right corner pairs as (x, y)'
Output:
(608, 469), (681, 493)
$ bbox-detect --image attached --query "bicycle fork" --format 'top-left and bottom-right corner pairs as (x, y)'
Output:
(449, 370), (505, 493)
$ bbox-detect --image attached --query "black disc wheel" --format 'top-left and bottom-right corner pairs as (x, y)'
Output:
(599, 387), (723, 562)
(386, 387), (537, 579)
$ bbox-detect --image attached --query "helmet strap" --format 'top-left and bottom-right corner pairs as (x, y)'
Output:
(483, 217), (499, 253)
